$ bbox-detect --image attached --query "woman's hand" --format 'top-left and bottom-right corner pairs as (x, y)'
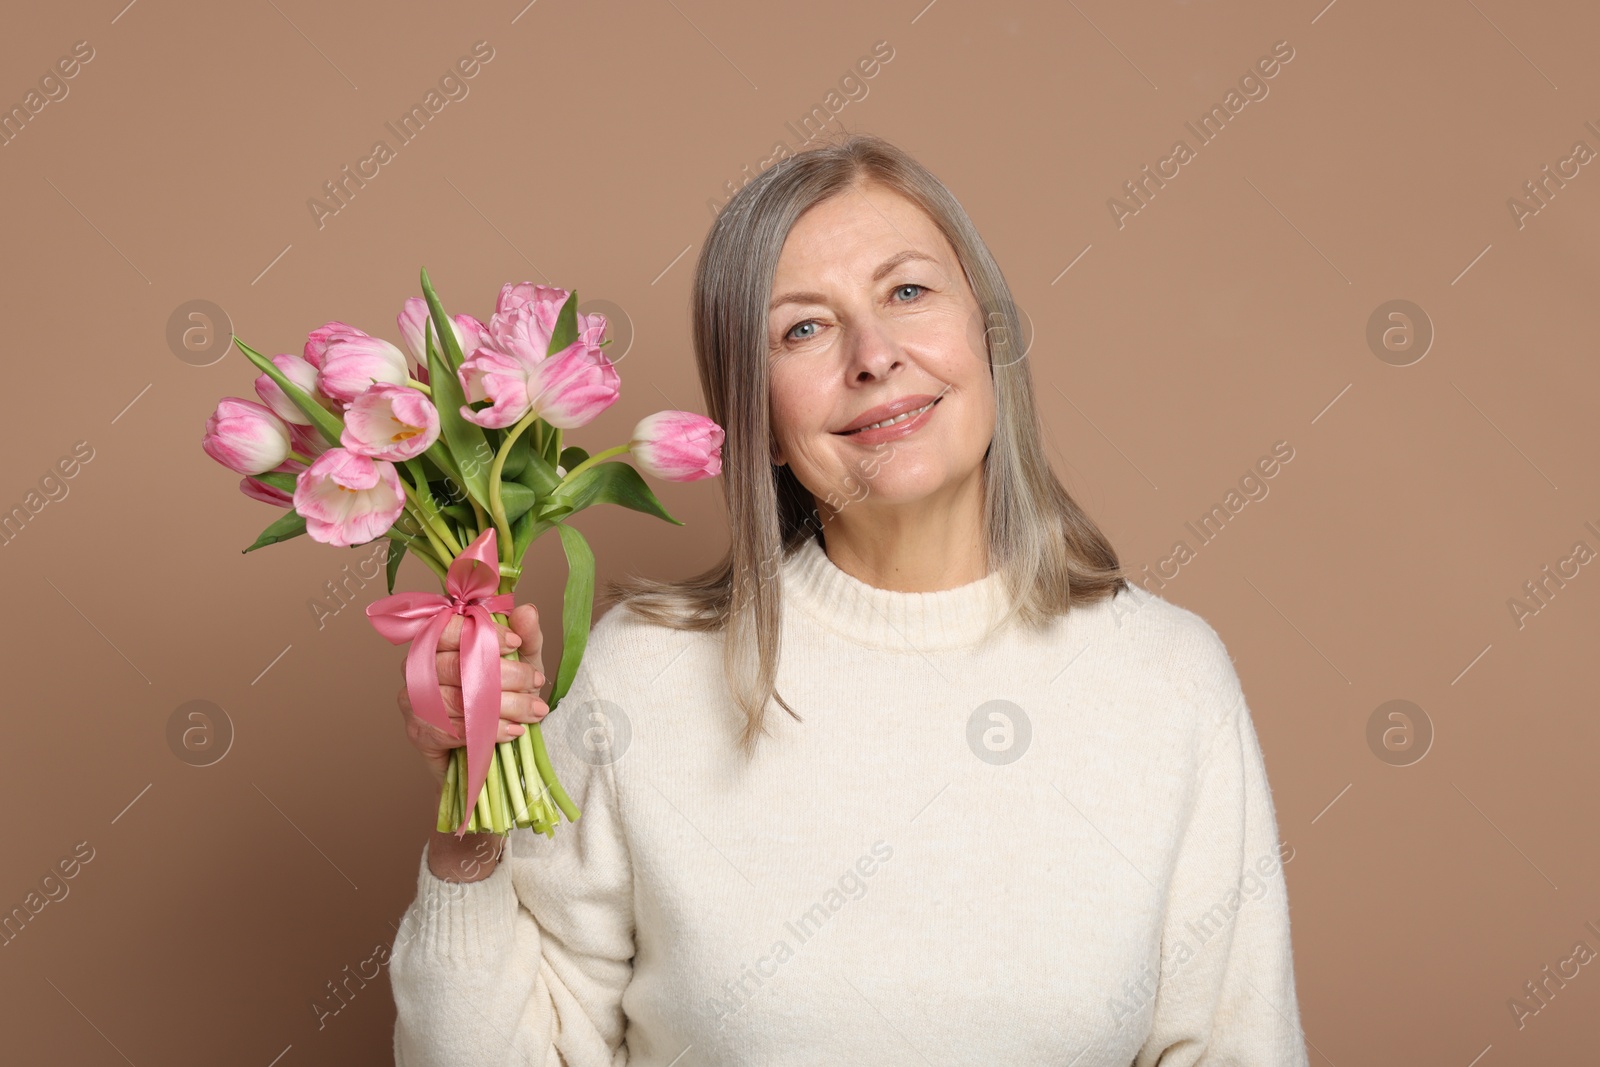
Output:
(397, 602), (550, 792)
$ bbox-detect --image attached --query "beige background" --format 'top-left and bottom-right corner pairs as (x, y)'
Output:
(2, 0), (1596, 1063)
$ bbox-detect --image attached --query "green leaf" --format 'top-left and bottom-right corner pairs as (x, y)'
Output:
(438, 501), (475, 526)
(420, 267), (469, 371)
(511, 446), (561, 498)
(499, 425), (535, 480)
(548, 291), (580, 355)
(422, 437), (467, 493)
(498, 481), (540, 524)
(510, 507), (541, 568)
(421, 308), (492, 511)
(384, 537), (406, 594)
(242, 508), (306, 552)
(550, 522), (596, 708)
(541, 423), (561, 470)
(541, 461), (682, 526)
(558, 446), (589, 472)
(233, 338), (345, 449)
(252, 470), (298, 493)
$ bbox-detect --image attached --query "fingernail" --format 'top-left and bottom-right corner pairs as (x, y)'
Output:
(511, 723), (526, 736)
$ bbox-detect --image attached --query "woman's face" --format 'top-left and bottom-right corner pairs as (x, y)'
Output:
(767, 182), (995, 517)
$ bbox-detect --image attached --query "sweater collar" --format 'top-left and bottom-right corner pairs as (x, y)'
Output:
(780, 534), (1014, 652)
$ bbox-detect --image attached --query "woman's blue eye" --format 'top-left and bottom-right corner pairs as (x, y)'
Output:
(782, 284), (926, 344)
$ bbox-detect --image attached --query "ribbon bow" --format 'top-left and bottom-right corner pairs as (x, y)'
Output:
(366, 527), (514, 837)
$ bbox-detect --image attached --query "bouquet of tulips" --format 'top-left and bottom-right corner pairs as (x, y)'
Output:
(201, 269), (724, 838)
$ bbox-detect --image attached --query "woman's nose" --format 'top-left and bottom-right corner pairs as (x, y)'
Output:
(845, 321), (901, 380)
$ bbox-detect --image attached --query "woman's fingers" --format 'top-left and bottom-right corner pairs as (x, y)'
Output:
(431, 680), (550, 722)
(507, 603), (545, 678)
(397, 603), (550, 769)
(432, 651), (546, 693)
(399, 686), (546, 750)
(434, 613), (523, 655)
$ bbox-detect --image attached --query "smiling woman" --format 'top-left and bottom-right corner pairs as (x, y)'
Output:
(388, 133), (1311, 1066)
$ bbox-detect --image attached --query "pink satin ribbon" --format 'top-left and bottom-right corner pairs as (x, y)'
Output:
(366, 527), (514, 837)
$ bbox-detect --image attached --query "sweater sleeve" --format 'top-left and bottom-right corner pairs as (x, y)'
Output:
(1135, 693), (1310, 1066)
(388, 671), (636, 1066)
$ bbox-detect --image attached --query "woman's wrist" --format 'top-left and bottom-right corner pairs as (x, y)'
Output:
(427, 829), (506, 883)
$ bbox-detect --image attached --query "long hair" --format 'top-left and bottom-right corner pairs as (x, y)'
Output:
(602, 132), (1129, 753)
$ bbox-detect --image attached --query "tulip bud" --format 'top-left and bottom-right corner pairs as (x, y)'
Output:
(254, 353), (337, 425)
(317, 335), (410, 403)
(630, 410), (725, 482)
(202, 398), (294, 476)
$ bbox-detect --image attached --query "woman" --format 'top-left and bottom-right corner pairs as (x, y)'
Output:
(388, 133), (1310, 1065)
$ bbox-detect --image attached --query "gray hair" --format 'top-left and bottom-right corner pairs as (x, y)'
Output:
(604, 132), (1130, 753)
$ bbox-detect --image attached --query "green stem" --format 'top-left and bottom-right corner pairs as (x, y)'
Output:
(403, 503), (455, 566)
(400, 482), (462, 558)
(559, 443), (630, 486)
(488, 410), (540, 566)
(438, 748), (459, 833)
(386, 529), (450, 584)
(516, 727), (549, 831)
(490, 598), (580, 829)
(403, 457), (466, 559)
(529, 720), (581, 824)
(489, 747), (508, 833)
(474, 760), (492, 831)
(499, 739), (529, 826)
(406, 377), (433, 396)
(287, 450), (314, 465)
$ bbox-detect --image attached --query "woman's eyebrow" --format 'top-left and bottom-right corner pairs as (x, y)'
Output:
(768, 249), (941, 311)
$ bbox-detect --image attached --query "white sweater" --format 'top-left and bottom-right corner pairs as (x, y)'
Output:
(388, 534), (1310, 1065)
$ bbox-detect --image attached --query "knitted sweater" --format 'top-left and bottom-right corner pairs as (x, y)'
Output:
(388, 534), (1310, 1065)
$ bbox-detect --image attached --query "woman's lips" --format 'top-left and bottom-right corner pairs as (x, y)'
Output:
(834, 396), (941, 444)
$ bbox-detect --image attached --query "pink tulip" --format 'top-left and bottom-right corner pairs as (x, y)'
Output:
(253, 353), (340, 426)
(293, 448), (406, 547)
(630, 410), (724, 482)
(289, 421), (330, 460)
(495, 281), (567, 321)
(458, 339), (620, 430)
(341, 383), (440, 461)
(487, 283), (570, 367)
(577, 308), (607, 347)
(240, 473), (294, 508)
(397, 297), (490, 371)
(202, 398), (293, 475)
(317, 335), (410, 404)
(303, 321), (366, 370)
